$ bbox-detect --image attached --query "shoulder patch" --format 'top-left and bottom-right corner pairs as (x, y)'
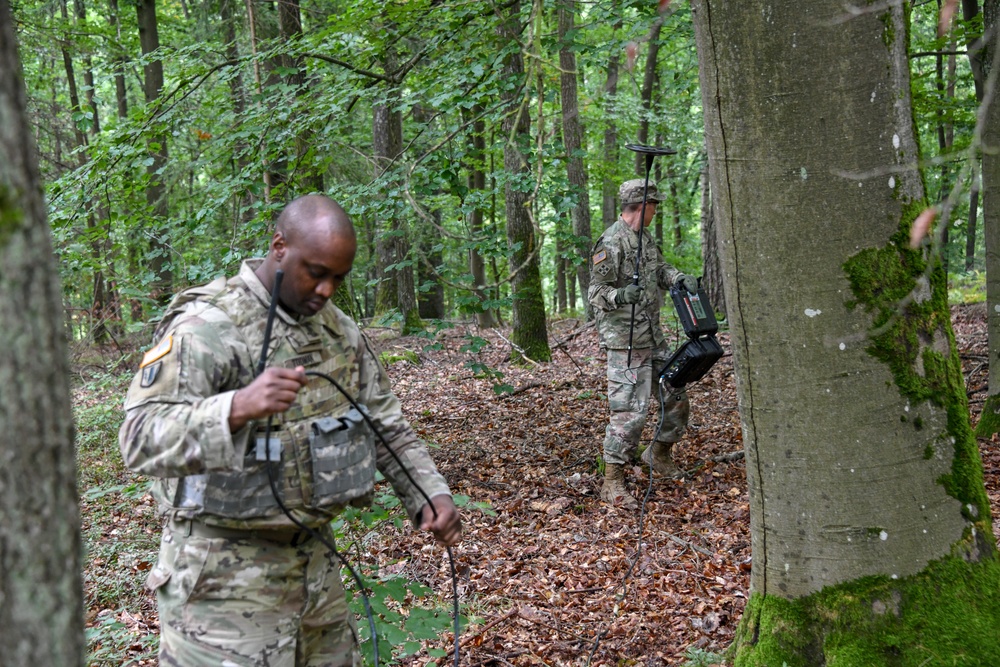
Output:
(593, 249), (607, 264)
(140, 334), (173, 368)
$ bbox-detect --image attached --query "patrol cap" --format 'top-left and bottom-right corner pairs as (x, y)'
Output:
(619, 178), (667, 205)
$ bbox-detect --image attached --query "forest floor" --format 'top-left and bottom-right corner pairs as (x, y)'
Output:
(75, 302), (1000, 666)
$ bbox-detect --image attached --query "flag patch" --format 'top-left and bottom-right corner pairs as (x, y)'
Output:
(141, 334), (173, 368)
(593, 249), (607, 264)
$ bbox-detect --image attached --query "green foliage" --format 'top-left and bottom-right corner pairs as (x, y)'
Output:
(947, 270), (986, 304)
(682, 647), (726, 667)
(380, 349), (421, 367)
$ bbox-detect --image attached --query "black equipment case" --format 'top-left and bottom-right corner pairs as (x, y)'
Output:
(658, 284), (724, 388)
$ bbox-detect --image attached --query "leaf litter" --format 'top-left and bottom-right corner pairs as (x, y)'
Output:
(76, 304), (1000, 666)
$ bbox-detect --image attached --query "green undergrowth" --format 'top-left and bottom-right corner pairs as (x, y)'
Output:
(730, 553), (1000, 666)
(74, 361), (494, 667)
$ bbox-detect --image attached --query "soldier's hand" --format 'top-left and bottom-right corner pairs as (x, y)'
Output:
(229, 366), (307, 431)
(615, 284), (643, 305)
(419, 494), (462, 547)
(675, 274), (699, 293)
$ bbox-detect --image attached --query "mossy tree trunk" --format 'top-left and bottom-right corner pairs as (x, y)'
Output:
(976, 0), (1000, 437)
(497, 1), (550, 362)
(0, 3), (84, 662)
(692, 1), (1000, 663)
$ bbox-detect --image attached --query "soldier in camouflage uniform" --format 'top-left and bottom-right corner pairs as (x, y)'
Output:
(588, 179), (698, 508)
(119, 195), (461, 666)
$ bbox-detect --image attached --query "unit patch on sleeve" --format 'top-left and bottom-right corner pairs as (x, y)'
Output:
(592, 249), (607, 265)
(140, 362), (162, 388)
(140, 334), (173, 368)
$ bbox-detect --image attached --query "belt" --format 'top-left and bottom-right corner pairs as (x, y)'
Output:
(172, 518), (315, 547)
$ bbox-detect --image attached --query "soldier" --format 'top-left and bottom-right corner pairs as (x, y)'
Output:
(588, 179), (698, 508)
(119, 194), (461, 666)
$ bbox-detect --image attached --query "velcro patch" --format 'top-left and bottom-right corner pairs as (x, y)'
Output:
(140, 362), (162, 388)
(140, 335), (173, 368)
(593, 249), (607, 264)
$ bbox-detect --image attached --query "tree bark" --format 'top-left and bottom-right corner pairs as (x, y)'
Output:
(601, 23), (621, 229)
(557, 0), (592, 320)
(0, 3), (84, 662)
(497, 1), (550, 362)
(976, 0), (1000, 436)
(136, 0), (173, 304)
(693, 1), (1000, 661)
(699, 160), (725, 318)
(465, 109), (498, 328)
(634, 21), (661, 176)
(371, 33), (420, 333)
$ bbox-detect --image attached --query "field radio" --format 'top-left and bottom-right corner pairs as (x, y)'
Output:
(658, 282), (724, 388)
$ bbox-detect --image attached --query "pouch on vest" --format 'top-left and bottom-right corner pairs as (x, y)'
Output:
(308, 406), (376, 509)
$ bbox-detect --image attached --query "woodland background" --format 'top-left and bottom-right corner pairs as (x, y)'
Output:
(8, 0), (999, 665)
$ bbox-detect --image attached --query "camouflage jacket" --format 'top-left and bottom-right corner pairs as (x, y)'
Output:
(587, 218), (681, 350)
(119, 260), (451, 530)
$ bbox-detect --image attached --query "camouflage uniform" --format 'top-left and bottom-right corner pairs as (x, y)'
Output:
(588, 182), (690, 468)
(120, 260), (452, 666)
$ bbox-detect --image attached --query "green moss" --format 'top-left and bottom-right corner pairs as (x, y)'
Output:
(841, 203), (994, 548)
(400, 307), (424, 336)
(0, 184), (25, 247)
(379, 349), (420, 367)
(973, 394), (1000, 438)
(732, 556), (1000, 666)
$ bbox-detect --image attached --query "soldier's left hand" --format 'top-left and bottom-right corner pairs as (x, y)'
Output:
(419, 494), (462, 547)
(676, 274), (699, 293)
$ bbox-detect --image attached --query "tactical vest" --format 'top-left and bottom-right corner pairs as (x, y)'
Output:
(168, 277), (377, 520)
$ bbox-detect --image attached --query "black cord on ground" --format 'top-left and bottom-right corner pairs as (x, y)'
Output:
(305, 370), (463, 666)
(585, 377), (672, 665)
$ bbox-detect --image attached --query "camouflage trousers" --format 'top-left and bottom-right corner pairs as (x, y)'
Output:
(603, 345), (690, 466)
(148, 517), (359, 667)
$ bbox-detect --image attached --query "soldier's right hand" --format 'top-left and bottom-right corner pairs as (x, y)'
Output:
(229, 366), (307, 431)
(615, 284), (643, 305)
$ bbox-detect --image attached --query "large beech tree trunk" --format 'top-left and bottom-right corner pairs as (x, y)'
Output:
(975, 0), (1000, 437)
(692, 1), (1000, 663)
(0, 2), (84, 662)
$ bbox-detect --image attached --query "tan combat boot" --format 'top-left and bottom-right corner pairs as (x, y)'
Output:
(641, 442), (682, 479)
(601, 463), (638, 508)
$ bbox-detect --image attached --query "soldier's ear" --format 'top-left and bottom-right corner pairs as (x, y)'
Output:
(272, 231), (287, 261)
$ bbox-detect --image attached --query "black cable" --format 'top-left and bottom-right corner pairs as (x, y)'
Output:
(305, 369), (462, 667)
(586, 373), (672, 665)
(256, 271), (461, 665)
(262, 418), (381, 667)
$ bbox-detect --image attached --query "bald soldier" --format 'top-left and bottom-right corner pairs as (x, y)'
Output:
(120, 195), (461, 666)
(588, 179), (698, 508)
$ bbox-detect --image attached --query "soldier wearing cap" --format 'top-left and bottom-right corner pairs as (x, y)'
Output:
(119, 195), (461, 665)
(587, 179), (698, 507)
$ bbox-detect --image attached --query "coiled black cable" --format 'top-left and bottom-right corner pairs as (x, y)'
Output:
(257, 270), (461, 667)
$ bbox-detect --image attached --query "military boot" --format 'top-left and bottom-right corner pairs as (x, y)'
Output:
(601, 463), (638, 508)
(641, 442), (682, 479)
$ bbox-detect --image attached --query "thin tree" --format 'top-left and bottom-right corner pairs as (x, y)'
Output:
(693, 1), (1000, 661)
(557, 0), (592, 319)
(0, 1), (84, 661)
(136, 0), (173, 303)
(497, 0), (550, 362)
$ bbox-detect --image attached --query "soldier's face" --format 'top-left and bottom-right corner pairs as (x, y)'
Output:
(275, 230), (357, 317)
(642, 201), (658, 227)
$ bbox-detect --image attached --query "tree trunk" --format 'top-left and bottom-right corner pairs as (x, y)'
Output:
(465, 109), (498, 328)
(557, 0), (592, 320)
(0, 3), (84, 662)
(693, 1), (1000, 662)
(634, 20), (661, 175)
(277, 0), (323, 194)
(555, 212), (567, 314)
(417, 209), (445, 320)
(976, 0), (1000, 436)
(498, 1), (550, 362)
(967, 177), (980, 271)
(372, 38), (420, 333)
(136, 0), (172, 304)
(699, 160), (725, 319)
(601, 23), (621, 229)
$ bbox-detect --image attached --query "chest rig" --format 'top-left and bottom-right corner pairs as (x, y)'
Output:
(173, 281), (377, 519)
